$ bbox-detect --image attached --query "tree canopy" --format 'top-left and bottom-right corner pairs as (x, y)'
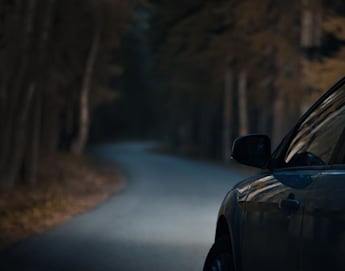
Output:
(149, 0), (345, 156)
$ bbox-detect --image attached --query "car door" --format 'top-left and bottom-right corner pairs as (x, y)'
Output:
(240, 171), (308, 271)
(298, 169), (345, 271)
(240, 78), (345, 271)
(280, 81), (345, 271)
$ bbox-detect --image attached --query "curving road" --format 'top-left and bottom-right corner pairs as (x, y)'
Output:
(0, 142), (250, 271)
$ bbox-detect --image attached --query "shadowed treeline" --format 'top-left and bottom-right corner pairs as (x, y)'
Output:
(142, 0), (345, 160)
(0, 0), (141, 189)
(2, 1), (345, 187)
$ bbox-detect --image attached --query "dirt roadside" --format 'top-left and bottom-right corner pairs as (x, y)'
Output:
(0, 152), (124, 250)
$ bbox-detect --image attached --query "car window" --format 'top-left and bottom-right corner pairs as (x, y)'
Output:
(285, 85), (345, 166)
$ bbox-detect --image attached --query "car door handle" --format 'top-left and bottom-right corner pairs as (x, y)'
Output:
(279, 199), (301, 210)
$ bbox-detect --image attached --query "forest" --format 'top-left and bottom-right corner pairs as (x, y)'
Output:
(0, 0), (138, 190)
(146, 0), (345, 160)
(1, 0), (345, 190)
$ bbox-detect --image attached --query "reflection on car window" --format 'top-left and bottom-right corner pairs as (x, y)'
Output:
(285, 86), (345, 166)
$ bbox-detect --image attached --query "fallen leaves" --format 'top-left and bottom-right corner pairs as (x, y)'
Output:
(0, 152), (124, 250)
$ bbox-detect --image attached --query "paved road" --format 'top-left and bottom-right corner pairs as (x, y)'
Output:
(0, 142), (250, 271)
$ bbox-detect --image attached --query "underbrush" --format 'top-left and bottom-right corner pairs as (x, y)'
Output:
(0, 152), (123, 250)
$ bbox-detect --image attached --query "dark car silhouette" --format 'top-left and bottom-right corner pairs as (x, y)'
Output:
(203, 76), (345, 271)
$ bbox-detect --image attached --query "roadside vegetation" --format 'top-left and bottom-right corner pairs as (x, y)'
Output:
(0, 152), (123, 250)
(0, 0), (143, 189)
(0, 0), (140, 249)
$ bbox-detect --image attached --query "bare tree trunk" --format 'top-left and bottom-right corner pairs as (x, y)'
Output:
(26, 89), (41, 186)
(301, 0), (321, 49)
(257, 108), (270, 134)
(26, 0), (56, 185)
(0, 1), (24, 173)
(238, 69), (248, 136)
(272, 91), (286, 148)
(177, 118), (194, 155)
(42, 85), (60, 152)
(300, 5), (313, 48)
(3, 84), (36, 188)
(0, 0), (37, 189)
(198, 107), (212, 157)
(64, 92), (77, 149)
(71, 28), (100, 155)
(223, 66), (233, 162)
(0, 82), (8, 148)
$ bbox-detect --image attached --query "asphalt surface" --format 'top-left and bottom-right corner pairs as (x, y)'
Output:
(0, 142), (250, 271)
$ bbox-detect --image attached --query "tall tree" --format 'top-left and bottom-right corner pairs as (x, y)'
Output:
(0, 0), (137, 189)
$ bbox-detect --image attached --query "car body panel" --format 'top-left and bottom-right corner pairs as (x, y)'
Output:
(219, 170), (318, 271)
(217, 176), (257, 271)
(300, 168), (345, 271)
(241, 174), (302, 271)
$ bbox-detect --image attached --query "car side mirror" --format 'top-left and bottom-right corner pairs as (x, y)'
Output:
(232, 134), (271, 169)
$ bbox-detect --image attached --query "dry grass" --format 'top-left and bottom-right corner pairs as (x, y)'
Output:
(0, 152), (124, 250)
